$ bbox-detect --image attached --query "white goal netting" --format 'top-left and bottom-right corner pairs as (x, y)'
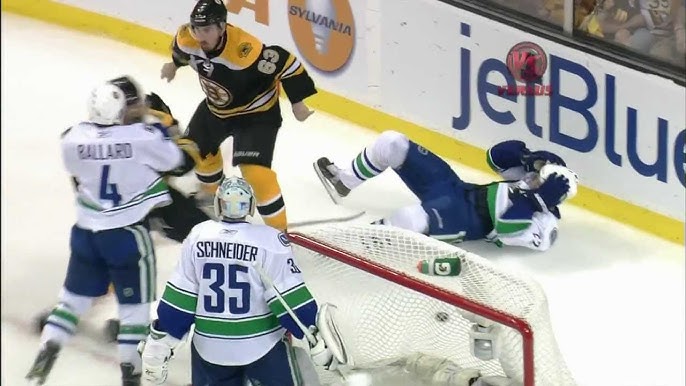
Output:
(289, 224), (576, 386)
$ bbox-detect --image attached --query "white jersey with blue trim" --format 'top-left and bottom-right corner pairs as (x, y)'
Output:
(60, 121), (183, 231)
(160, 220), (315, 366)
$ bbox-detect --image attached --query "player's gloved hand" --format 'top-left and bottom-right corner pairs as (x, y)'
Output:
(308, 326), (338, 370)
(522, 150), (566, 172)
(487, 140), (529, 172)
(535, 173), (570, 208)
(137, 320), (180, 385)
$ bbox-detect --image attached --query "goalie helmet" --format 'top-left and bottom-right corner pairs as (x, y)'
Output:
(190, 0), (227, 27)
(539, 164), (579, 201)
(87, 76), (143, 125)
(214, 176), (256, 220)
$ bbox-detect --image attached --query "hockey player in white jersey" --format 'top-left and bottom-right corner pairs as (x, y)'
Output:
(26, 76), (185, 386)
(139, 176), (346, 386)
(315, 130), (578, 254)
(32, 90), (213, 341)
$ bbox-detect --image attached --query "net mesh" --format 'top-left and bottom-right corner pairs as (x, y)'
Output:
(289, 224), (576, 386)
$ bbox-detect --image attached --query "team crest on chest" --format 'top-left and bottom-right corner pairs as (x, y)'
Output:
(199, 77), (233, 107)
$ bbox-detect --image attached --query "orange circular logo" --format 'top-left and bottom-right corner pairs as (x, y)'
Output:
(288, 0), (355, 72)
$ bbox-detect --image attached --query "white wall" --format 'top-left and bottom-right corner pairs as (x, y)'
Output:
(55, 0), (685, 220)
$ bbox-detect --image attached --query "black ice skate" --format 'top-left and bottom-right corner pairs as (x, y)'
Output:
(104, 318), (120, 342)
(121, 362), (141, 386)
(313, 157), (350, 204)
(26, 341), (61, 385)
(33, 309), (51, 334)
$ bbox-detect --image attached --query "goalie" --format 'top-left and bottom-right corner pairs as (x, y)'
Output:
(138, 176), (347, 385)
(315, 130), (578, 252)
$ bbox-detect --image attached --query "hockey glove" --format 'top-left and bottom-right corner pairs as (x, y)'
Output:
(522, 150), (566, 172)
(535, 173), (570, 208)
(308, 326), (338, 370)
(137, 320), (181, 385)
(488, 140), (530, 172)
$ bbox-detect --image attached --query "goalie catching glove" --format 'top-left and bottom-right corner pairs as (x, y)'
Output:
(307, 303), (351, 371)
(137, 320), (182, 385)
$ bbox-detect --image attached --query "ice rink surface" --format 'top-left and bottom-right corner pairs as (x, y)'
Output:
(1, 13), (684, 386)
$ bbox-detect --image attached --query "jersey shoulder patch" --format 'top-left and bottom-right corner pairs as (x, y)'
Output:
(220, 24), (262, 69)
(277, 232), (290, 247)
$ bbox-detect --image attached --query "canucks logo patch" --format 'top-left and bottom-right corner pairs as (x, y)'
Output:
(278, 233), (290, 247)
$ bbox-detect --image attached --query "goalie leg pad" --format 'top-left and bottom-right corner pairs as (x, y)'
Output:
(315, 303), (351, 367)
(240, 164), (287, 231)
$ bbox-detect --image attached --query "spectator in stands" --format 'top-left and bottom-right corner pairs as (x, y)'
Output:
(580, 0), (685, 66)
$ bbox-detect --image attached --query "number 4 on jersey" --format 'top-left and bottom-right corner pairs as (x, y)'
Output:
(99, 165), (122, 206)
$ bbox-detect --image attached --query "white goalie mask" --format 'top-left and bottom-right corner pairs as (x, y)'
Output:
(539, 164), (579, 202)
(214, 176), (256, 220)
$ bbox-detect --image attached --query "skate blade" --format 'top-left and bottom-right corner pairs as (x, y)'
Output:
(313, 161), (344, 205)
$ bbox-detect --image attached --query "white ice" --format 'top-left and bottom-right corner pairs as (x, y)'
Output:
(1, 13), (684, 386)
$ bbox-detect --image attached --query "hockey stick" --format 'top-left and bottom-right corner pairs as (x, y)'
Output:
(251, 263), (318, 346)
(288, 211), (366, 229)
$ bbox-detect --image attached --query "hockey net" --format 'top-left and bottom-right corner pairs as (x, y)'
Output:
(288, 224), (576, 386)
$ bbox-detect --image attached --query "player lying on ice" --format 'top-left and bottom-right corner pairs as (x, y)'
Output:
(315, 130), (579, 253)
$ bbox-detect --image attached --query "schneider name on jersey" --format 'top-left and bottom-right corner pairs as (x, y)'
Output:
(156, 220), (317, 366)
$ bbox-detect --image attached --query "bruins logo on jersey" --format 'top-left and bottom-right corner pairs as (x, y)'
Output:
(238, 42), (253, 58)
(199, 77), (233, 107)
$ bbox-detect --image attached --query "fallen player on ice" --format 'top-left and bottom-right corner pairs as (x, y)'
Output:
(314, 130), (579, 263)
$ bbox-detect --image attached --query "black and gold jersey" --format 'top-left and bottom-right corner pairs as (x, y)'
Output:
(172, 23), (317, 119)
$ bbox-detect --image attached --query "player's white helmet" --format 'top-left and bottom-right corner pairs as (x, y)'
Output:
(87, 76), (143, 125)
(214, 176), (256, 219)
(539, 164), (579, 201)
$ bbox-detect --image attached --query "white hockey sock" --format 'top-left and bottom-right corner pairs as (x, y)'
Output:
(117, 303), (151, 373)
(40, 288), (95, 347)
(340, 130), (410, 189)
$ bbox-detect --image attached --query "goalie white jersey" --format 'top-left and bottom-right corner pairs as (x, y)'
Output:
(158, 220), (318, 366)
(61, 121), (184, 231)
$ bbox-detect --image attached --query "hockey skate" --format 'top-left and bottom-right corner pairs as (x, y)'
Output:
(121, 363), (141, 386)
(26, 341), (61, 385)
(313, 157), (350, 204)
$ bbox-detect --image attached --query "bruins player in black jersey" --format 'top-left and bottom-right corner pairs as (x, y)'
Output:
(161, 0), (317, 231)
